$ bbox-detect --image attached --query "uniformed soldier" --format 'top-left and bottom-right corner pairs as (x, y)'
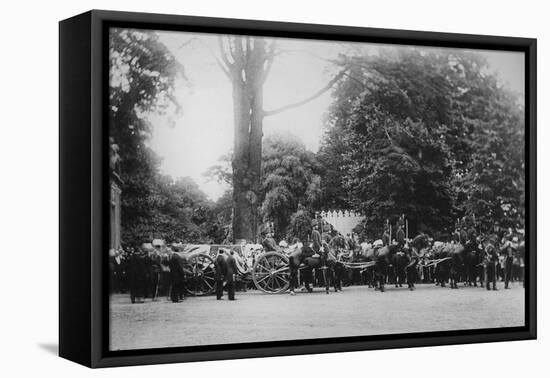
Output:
(459, 227), (469, 245)
(467, 225), (478, 244)
(345, 233), (357, 254)
(311, 225), (322, 255)
(452, 227), (461, 244)
(262, 233), (278, 252)
(395, 222), (406, 249)
(147, 250), (162, 301)
(382, 226), (390, 246)
(503, 243), (515, 289)
(485, 243), (499, 291)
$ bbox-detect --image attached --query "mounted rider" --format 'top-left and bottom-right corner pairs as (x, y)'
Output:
(311, 224), (327, 266)
(484, 236), (499, 291)
(395, 220), (406, 249)
(382, 225), (391, 246)
(345, 232), (357, 255)
(262, 232), (278, 252)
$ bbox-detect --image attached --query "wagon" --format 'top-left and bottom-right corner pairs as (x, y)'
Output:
(175, 244), (253, 296)
(251, 250), (376, 294)
(178, 245), (378, 295)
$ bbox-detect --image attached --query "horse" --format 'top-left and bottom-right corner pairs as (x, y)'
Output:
(463, 241), (484, 287)
(391, 251), (410, 288)
(363, 244), (402, 292)
(287, 244), (343, 295)
(440, 243), (465, 289)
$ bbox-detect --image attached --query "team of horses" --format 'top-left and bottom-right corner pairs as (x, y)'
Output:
(285, 236), (494, 294)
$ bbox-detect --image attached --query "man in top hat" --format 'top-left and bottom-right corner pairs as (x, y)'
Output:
(225, 250), (239, 300)
(215, 249), (227, 300)
(168, 252), (185, 303)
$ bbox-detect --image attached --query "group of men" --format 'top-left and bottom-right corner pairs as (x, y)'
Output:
(214, 249), (239, 300)
(109, 242), (244, 303)
(109, 243), (186, 304)
(109, 218), (525, 303)
(259, 218), (525, 292)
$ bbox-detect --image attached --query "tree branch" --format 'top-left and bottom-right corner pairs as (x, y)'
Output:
(218, 37), (234, 71)
(263, 69), (347, 117)
(261, 42), (277, 83)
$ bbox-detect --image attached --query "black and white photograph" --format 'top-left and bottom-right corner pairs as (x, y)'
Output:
(107, 27), (527, 352)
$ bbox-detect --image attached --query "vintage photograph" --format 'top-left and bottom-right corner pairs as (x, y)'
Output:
(108, 27), (526, 351)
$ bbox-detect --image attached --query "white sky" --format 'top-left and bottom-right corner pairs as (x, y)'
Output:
(147, 31), (524, 201)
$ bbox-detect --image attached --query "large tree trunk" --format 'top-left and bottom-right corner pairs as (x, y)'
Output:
(224, 37), (268, 242)
(217, 36), (344, 242)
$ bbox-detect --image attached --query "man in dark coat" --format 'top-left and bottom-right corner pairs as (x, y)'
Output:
(485, 243), (499, 291)
(395, 223), (406, 249)
(503, 244), (515, 289)
(311, 225), (325, 266)
(225, 250), (239, 300)
(146, 252), (162, 301)
(311, 225), (322, 254)
(126, 249), (149, 303)
(459, 227), (469, 245)
(382, 227), (390, 246)
(262, 233), (278, 252)
(215, 250), (227, 300)
(168, 253), (185, 303)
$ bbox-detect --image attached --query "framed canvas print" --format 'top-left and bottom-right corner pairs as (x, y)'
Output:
(59, 10), (536, 368)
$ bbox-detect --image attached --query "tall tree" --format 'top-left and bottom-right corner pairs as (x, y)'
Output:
(204, 133), (322, 240)
(216, 37), (345, 242)
(321, 48), (524, 238)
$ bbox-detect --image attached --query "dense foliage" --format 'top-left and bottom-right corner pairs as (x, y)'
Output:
(319, 48), (524, 239)
(109, 29), (222, 245)
(112, 30), (524, 246)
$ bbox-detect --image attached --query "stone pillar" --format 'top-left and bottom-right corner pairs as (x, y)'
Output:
(110, 173), (123, 249)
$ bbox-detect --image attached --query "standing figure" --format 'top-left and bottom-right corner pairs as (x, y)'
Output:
(345, 233), (357, 255)
(126, 248), (149, 304)
(395, 223), (406, 249)
(147, 251), (162, 301)
(382, 227), (390, 247)
(215, 250), (227, 300)
(485, 244), (499, 291)
(311, 225), (322, 254)
(262, 233), (278, 252)
(168, 253), (185, 303)
(504, 244), (515, 289)
(225, 250), (239, 300)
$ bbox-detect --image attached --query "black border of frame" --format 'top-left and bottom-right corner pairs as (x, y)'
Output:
(64, 9), (537, 368)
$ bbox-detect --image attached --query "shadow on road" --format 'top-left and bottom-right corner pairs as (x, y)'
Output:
(38, 343), (58, 355)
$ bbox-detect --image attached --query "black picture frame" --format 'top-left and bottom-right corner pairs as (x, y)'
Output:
(59, 9), (537, 368)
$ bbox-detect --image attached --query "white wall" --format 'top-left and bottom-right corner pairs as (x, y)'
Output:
(0, 0), (546, 376)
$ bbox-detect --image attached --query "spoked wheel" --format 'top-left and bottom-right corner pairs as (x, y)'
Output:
(184, 253), (216, 296)
(252, 252), (290, 293)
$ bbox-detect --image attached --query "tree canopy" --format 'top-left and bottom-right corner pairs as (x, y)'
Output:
(319, 48), (524, 239)
(110, 29), (220, 245)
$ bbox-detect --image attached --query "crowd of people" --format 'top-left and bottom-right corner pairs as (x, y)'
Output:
(109, 218), (526, 303)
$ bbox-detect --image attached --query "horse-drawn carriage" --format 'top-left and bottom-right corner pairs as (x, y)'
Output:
(174, 235), (500, 296)
(174, 244), (255, 296)
(175, 242), (377, 295)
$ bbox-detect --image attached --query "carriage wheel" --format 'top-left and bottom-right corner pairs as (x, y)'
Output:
(184, 254), (216, 296)
(252, 252), (290, 293)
